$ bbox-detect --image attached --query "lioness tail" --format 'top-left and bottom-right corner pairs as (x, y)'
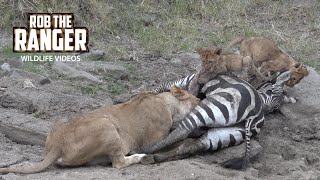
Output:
(0, 148), (60, 174)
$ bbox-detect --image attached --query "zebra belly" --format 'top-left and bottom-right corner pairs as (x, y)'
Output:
(191, 94), (246, 128)
(200, 127), (245, 151)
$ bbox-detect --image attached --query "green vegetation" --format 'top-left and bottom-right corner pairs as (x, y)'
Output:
(76, 84), (102, 95)
(125, 64), (138, 75)
(0, 0), (319, 71)
(107, 82), (127, 95)
(22, 61), (45, 74)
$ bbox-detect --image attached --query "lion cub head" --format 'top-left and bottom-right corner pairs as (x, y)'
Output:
(287, 63), (309, 87)
(196, 47), (224, 84)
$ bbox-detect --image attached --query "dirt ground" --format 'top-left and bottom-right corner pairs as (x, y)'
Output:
(1, 50), (320, 179)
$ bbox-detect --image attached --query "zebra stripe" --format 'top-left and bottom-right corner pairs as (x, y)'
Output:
(178, 75), (262, 130)
(201, 127), (245, 151)
(153, 74), (196, 93)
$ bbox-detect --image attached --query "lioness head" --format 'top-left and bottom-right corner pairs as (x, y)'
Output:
(287, 63), (309, 87)
(170, 85), (200, 122)
(196, 47), (223, 84)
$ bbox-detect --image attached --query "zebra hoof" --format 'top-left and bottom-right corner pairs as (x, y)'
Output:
(140, 155), (155, 165)
(220, 157), (250, 170)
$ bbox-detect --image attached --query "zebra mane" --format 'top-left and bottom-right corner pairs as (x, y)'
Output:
(256, 71), (290, 90)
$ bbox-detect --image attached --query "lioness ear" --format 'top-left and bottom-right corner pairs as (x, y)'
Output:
(215, 48), (222, 55)
(170, 85), (188, 100)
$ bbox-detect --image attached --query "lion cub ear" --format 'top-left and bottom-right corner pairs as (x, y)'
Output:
(170, 85), (189, 100)
(215, 48), (222, 55)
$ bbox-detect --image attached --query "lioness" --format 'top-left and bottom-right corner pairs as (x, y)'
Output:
(0, 86), (199, 174)
(224, 36), (309, 87)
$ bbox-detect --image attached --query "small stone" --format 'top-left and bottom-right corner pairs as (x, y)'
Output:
(142, 14), (157, 26)
(81, 50), (105, 61)
(1, 63), (11, 72)
(23, 79), (37, 89)
(250, 168), (259, 178)
(157, 58), (168, 63)
(38, 78), (52, 85)
(291, 134), (302, 142)
(306, 153), (319, 165)
(283, 126), (289, 131)
(170, 58), (182, 64)
(121, 172), (129, 175)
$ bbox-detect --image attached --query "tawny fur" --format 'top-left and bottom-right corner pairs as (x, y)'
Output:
(196, 47), (269, 88)
(224, 36), (309, 87)
(0, 86), (199, 174)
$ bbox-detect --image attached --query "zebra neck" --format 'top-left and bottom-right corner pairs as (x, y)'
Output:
(258, 93), (270, 114)
(188, 73), (201, 96)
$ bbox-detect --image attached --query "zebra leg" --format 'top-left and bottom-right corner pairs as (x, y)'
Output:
(142, 127), (246, 164)
(130, 128), (192, 154)
(221, 121), (251, 170)
(144, 138), (208, 163)
(283, 95), (297, 104)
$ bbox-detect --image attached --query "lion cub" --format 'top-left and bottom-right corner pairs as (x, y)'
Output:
(192, 47), (269, 90)
(224, 36), (309, 87)
(0, 86), (199, 174)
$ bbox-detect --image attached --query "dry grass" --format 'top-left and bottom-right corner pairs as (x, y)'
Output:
(0, 0), (319, 71)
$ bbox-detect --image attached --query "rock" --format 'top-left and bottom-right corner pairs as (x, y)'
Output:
(80, 50), (105, 61)
(69, 61), (129, 80)
(91, 62), (128, 80)
(52, 61), (102, 83)
(280, 67), (320, 120)
(0, 93), (37, 114)
(0, 77), (113, 119)
(9, 68), (46, 82)
(0, 109), (51, 146)
(1, 63), (11, 72)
